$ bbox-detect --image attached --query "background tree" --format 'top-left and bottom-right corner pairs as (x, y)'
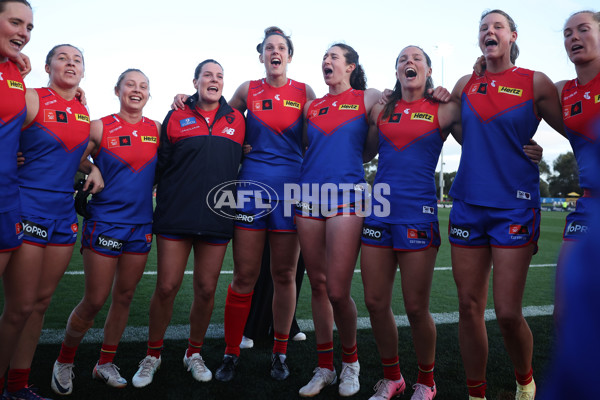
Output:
(548, 151), (580, 197)
(435, 171), (457, 200)
(364, 156), (378, 187)
(538, 158), (551, 198)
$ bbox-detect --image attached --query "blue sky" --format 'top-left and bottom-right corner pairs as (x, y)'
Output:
(22, 0), (598, 172)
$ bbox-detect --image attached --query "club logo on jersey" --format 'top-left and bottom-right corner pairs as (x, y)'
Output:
(284, 100), (301, 110)
(95, 234), (124, 252)
(509, 224), (529, 235)
(141, 136), (158, 143)
(225, 114), (235, 124)
(498, 86), (523, 97)
(7, 80), (24, 91)
(108, 136), (131, 148)
(339, 104), (359, 111)
(179, 117), (197, 127)
(44, 110), (68, 123)
(468, 83), (487, 95)
(145, 234), (153, 243)
(75, 114), (90, 123)
(410, 112), (434, 122)
(563, 101), (582, 119)
(422, 206), (435, 215)
(449, 224), (470, 241)
(22, 220), (48, 240)
(318, 107), (329, 116)
(516, 190), (531, 200)
(253, 99), (273, 111)
(387, 113), (402, 123)
(362, 225), (382, 241)
(407, 229), (428, 239)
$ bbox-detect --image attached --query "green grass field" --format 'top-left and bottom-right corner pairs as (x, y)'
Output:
(1, 208), (565, 399)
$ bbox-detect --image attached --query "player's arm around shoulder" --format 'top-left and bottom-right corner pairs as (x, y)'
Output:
(364, 102), (383, 162)
(443, 75), (471, 144)
(534, 71), (565, 137)
(363, 88), (382, 115)
(301, 99), (315, 154)
(305, 84), (317, 102)
(23, 88), (39, 127)
(229, 81), (251, 114)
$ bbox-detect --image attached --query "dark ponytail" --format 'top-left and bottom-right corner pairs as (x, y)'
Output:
(331, 43), (367, 90)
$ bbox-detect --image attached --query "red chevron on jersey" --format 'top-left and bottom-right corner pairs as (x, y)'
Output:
(561, 72), (600, 142)
(246, 79), (307, 135)
(98, 115), (159, 172)
(31, 88), (89, 152)
(307, 89), (365, 135)
(378, 98), (440, 152)
(463, 67), (534, 123)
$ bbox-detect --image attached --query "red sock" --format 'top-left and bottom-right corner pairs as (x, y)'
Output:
(515, 368), (533, 386)
(417, 362), (435, 387)
(467, 379), (487, 399)
(317, 342), (334, 371)
(223, 285), (253, 357)
(273, 332), (289, 355)
(146, 339), (163, 358)
(98, 343), (118, 365)
(382, 356), (401, 381)
(186, 339), (203, 357)
(57, 342), (78, 364)
(7, 368), (30, 393)
(342, 344), (358, 364)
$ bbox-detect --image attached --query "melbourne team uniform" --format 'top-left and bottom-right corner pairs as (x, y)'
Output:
(297, 88), (368, 220)
(0, 61), (26, 251)
(80, 115), (159, 257)
(235, 79), (307, 232)
(560, 71), (600, 241)
(18, 88), (90, 247)
(153, 95), (245, 244)
(449, 68), (541, 249)
(361, 98), (443, 251)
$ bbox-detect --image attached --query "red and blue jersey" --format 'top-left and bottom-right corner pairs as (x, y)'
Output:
(0, 61), (27, 212)
(301, 89), (368, 190)
(239, 79), (307, 197)
(18, 88), (90, 218)
(561, 71), (600, 191)
(373, 98), (444, 223)
(87, 114), (159, 224)
(450, 68), (541, 208)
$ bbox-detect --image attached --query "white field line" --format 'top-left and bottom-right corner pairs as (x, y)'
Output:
(39, 307), (554, 344)
(42, 264), (555, 343)
(61, 263), (556, 276)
